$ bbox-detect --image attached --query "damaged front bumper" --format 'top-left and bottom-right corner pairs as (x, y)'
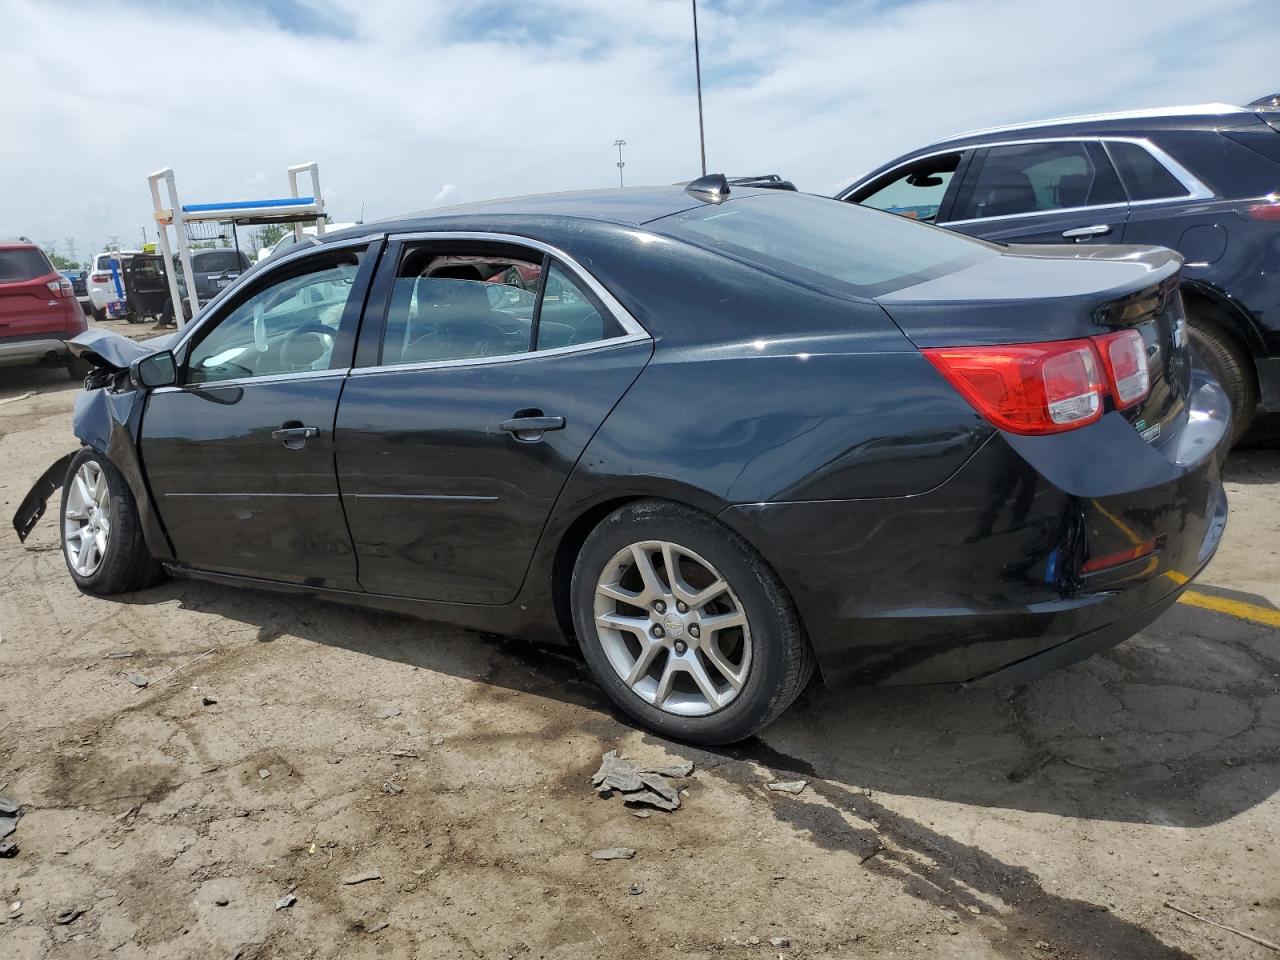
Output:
(12, 452), (76, 543)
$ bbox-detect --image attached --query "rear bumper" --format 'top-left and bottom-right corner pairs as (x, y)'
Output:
(722, 366), (1230, 687)
(0, 336), (70, 368)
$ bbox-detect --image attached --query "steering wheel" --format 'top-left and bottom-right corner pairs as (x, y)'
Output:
(279, 322), (337, 371)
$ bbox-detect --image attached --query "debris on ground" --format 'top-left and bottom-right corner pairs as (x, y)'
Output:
(0, 841), (17, 857)
(766, 779), (809, 795)
(201, 695), (218, 706)
(274, 893), (297, 910)
(0, 815), (17, 839)
(365, 920), (389, 933)
(591, 847), (636, 861)
(126, 672), (149, 688)
(215, 897), (229, 906)
(382, 781), (404, 795)
(258, 769), (271, 780)
(628, 883), (644, 895)
(590, 751), (694, 812)
(341, 868), (383, 885)
(55, 906), (86, 925)
(375, 706), (402, 719)
(104, 652), (134, 660)
(1007, 749), (1053, 783)
(770, 936), (791, 947)
(1164, 901), (1280, 952)
(0, 796), (18, 815)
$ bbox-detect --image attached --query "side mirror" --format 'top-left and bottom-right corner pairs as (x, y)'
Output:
(129, 351), (177, 389)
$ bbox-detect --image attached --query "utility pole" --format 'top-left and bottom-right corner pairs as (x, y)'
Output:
(64, 237), (78, 265)
(691, 0), (707, 175)
(614, 139), (627, 188)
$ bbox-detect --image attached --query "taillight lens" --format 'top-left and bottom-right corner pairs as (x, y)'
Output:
(91, 273), (111, 283)
(1096, 329), (1151, 408)
(1246, 201), (1280, 221)
(46, 278), (74, 298)
(923, 339), (1104, 435)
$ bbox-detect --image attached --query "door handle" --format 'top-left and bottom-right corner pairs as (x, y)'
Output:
(498, 413), (565, 441)
(1062, 224), (1111, 240)
(271, 422), (319, 450)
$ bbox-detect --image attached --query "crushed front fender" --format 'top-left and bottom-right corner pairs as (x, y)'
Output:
(12, 451), (76, 543)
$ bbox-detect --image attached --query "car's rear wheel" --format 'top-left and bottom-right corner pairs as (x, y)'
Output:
(1187, 314), (1257, 445)
(91, 304), (106, 323)
(571, 499), (814, 744)
(60, 448), (165, 596)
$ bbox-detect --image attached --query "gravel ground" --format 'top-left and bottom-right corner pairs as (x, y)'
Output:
(1, 324), (1277, 959)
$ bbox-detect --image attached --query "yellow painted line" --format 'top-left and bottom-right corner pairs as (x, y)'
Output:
(1178, 590), (1280, 628)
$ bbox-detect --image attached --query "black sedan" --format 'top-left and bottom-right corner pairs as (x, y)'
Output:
(13, 178), (1229, 744)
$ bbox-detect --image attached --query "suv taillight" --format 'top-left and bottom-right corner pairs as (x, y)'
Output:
(46, 278), (74, 298)
(1246, 201), (1280, 221)
(924, 333), (1151, 435)
(91, 273), (111, 283)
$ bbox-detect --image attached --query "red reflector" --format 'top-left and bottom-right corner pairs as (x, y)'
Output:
(1247, 201), (1280, 221)
(922, 339), (1104, 435)
(1096, 329), (1151, 408)
(1082, 539), (1157, 574)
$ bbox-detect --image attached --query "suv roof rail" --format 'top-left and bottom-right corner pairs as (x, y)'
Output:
(727, 174), (798, 191)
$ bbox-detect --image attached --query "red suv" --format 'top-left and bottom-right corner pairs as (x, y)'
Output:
(0, 239), (89, 380)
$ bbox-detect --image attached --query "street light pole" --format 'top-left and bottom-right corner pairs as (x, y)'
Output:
(614, 139), (626, 188)
(691, 0), (707, 176)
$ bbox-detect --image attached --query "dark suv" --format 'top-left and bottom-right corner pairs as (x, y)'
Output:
(839, 98), (1280, 443)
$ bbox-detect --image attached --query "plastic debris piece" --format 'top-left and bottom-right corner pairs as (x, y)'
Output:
(375, 706), (401, 720)
(341, 869), (383, 885)
(275, 893), (296, 910)
(258, 769), (271, 780)
(624, 790), (679, 812)
(0, 841), (16, 858)
(382, 781), (404, 795)
(591, 847), (635, 861)
(366, 921), (389, 933)
(766, 780), (809, 795)
(643, 760), (694, 779)
(0, 817), (16, 839)
(0, 796), (18, 815)
(55, 906), (86, 925)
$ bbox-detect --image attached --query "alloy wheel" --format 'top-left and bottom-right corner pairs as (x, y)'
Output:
(64, 461), (110, 577)
(593, 540), (752, 717)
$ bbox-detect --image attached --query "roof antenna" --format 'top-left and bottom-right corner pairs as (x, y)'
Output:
(685, 173), (730, 202)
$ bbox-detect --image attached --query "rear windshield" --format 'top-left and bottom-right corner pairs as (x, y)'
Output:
(650, 192), (994, 297)
(0, 247), (53, 283)
(193, 250), (245, 272)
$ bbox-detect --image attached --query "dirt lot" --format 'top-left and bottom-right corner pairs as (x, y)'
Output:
(1, 325), (1278, 959)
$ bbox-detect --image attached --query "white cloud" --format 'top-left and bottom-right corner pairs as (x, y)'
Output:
(432, 184), (457, 204)
(0, 0), (1271, 259)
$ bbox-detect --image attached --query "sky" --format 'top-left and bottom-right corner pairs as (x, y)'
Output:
(0, 0), (1273, 263)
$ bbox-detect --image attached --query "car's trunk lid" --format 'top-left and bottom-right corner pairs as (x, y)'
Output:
(874, 243), (1190, 443)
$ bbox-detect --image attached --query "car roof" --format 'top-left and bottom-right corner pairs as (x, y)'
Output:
(324, 185), (773, 244)
(0, 239), (38, 249)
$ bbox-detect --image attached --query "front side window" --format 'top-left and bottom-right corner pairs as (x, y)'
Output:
(854, 153), (960, 223)
(953, 141), (1125, 220)
(1106, 141), (1190, 201)
(185, 250), (363, 385)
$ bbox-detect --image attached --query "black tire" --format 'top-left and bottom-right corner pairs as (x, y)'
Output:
(570, 499), (814, 745)
(67, 356), (92, 382)
(91, 304), (106, 323)
(1188, 315), (1257, 445)
(159, 298), (175, 327)
(59, 448), (166, 596)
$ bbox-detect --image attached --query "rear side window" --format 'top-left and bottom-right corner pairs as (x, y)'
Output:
(1105, 141), (1189, 201)
(652, 192), (993, 298)
(0, 247), (52, 282)
(952, 141), (1125, 220)
(535, 264), (622, 350)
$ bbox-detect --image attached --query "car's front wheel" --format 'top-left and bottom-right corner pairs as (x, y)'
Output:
(60, 448), (165, 596)
(571, 500), (814, 745)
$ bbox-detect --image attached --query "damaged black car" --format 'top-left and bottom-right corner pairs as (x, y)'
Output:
(13, 181), (1230, 744)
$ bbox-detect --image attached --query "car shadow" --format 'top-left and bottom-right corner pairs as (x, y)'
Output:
(0, 365), (81, 400)
(105, 569), (1279, 831)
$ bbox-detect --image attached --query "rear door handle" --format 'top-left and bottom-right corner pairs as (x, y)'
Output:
(498, 414), (565, 441)
(1062, 224), (1111, 240)
(272, 422), (319, 449)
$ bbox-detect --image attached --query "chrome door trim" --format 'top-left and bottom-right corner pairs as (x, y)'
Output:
(347, 333), (651, 378)
(150, 367), (352, 394)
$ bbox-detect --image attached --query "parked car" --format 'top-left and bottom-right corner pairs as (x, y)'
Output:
(160, 247), (253, 326)
(87, 250), (142, 322)
(258, 222), (360, 263)
(839, 99), (1280, 444)
(13, 181), (1229, 744)
(62, 269), (90, 312)
(0, 239), (89, 379)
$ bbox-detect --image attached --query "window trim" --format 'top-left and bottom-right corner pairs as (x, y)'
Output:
(839, 137), (1213, 225)
(350, 230), (650, 376)
(849, 150), (968, 224)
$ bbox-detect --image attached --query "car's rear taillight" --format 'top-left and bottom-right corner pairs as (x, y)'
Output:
(1096, 329), (1151, 408)
(1246, 200), (1280, 221)
(91, 273), (111, 283)
(46, 278), (74, 298)
(923, 339), (1104, 435)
